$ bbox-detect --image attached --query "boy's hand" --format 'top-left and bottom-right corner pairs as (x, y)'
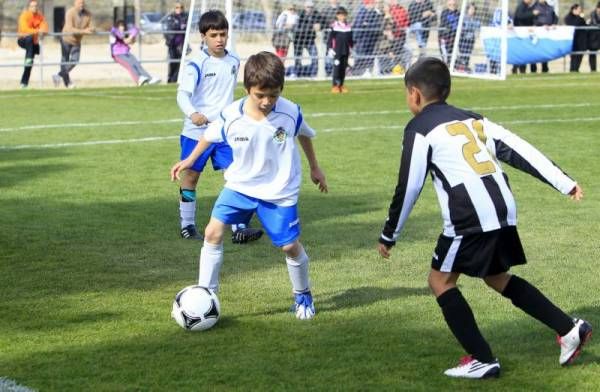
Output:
(190, 112), (209, 126)
(170, 159), (191, 181)
(569, 184), (583, 201)
(378, 243), (391, 259)
(310, 167), (328, 193)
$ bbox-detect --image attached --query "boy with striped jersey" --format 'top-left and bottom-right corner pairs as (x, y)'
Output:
(177, 10), (262, 243)
(171, 51), (328, 320)
(378, 58), (591, 378)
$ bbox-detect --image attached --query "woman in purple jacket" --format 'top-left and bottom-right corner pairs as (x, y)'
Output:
(110, 20), (160, 85)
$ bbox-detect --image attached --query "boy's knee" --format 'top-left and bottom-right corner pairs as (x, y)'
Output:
(281, 240), (301, 257)
(483, 272), (512, 292)
(204, 222), (225, 244)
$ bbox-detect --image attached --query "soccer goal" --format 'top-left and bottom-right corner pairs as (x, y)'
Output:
(449, 0), (508, 80)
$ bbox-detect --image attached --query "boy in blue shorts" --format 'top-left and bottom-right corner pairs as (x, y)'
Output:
(171, 51), (328, 319)
(177, 10), (262, 243)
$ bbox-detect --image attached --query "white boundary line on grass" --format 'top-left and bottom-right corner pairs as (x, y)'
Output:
(0, 102), (596, 133)
(0, 377), (37, 392)
(2, 116), (600, 151)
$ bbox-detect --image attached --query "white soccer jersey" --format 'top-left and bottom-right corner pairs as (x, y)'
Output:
(178, 48), (240, 140)
(380, 102), (576, 243)
(203, 96), (316, 206)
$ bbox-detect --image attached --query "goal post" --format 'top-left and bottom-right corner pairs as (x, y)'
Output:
(449, 0), (508, 80)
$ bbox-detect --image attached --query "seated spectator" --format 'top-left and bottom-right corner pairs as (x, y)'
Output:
(564, 4), (587, 72)
(589, 1), (600, 71)
(273, 3), (297, 59)
(17, 0), (48, 88)
(110, 20), (160, 85)
(376, 20), (412, 74)
(407, 0), (436, 58)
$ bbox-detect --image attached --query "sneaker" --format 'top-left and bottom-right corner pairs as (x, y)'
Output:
(293, 291), (315, 320)
(180, 225), (204, 240)
(138, 76), (150, 86)
(340, 86), (349, 93)
(52, 74), (61, 87)
(148, 77), (161, 85)
(444, 355), (500, 379)
(231, 227), (263, 244)
(331, 86), (340, 94)
(66, 83), (76, 89)
(20, 83), (28, 89)
(558, 318), (592, 366)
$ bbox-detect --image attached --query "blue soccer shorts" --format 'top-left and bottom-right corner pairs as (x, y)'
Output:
(212, 188), (300, 247)
(180, 135), (233, 172)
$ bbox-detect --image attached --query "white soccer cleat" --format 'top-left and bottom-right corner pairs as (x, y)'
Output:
(294, 292), (315, 320)
(148, 77), (161, 85)
(444, 355), (500, 379)
(138, 76), (150, 86)
(52, 74), (61, 87)
(558, 318), (592, 366)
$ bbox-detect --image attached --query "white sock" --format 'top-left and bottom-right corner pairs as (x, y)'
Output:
(286, 245), (310, 294)
(180, 200), (196, 229)
(198, 241), (223, 292)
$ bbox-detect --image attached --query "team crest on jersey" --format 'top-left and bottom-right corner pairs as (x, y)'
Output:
(273, 127), (287, 144)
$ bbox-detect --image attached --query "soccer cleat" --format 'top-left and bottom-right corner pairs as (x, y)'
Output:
(180, 225), (204, 240)
(293, 291), (315, 320)
(20, 83), (28, 89)
(340, 86), (349, 93)
(138, 76), (150, 86)
(331, 86), (341, 94)
(66, 83), (76, 89)
(444, 355), (500, 379)
(231, 227), (263, 244)
(52, 74), (61, 87)
(148, 77), (161, 85)
(557, 318), (592, 366)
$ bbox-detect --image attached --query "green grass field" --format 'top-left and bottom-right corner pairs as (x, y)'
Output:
(1, 74), (599, 391)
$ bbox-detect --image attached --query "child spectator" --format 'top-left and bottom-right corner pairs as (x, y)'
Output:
(110, 20), (160, 86)
(327, 7), (353, 93)
(17, 0), (48, 88)
(171, 51), (328, 320)
(378, 57), (591, 379)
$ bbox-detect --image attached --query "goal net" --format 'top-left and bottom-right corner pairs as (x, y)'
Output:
(449, 0), (508, 80)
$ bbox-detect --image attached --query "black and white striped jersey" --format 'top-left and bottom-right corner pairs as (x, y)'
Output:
(380, 102), (576, 245)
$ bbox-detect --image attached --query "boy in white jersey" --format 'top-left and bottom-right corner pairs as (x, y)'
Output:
(378, 58), (591, 379)
(177, 10), (263, 243)
(171, 51), (328, 320)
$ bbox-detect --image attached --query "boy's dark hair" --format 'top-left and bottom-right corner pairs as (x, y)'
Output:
(404, 57), (451, 102)
(199, 10), (229, 34)
(336, 6), (348, 15)
(243, 51), (285, 91)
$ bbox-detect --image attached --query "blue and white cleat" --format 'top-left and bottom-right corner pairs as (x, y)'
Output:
(293, 291), (315, 320)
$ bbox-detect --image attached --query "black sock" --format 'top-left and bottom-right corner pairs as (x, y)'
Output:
(502, 275), (574, 336)
(437, 287), (495, 363)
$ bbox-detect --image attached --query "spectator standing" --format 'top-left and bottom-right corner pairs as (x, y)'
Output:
(513, 0), (539, 73)
(327, 6), (353, 93)
(587, 2), (600, 71)
(110, 20), (161, 86)
(388, 0), (410, 50)
(53, 0), (94, 88)
(353, 0), (384, 76)
(17, 0), (48, 88)
(273, 3), (298, 59)
(565, 3), (587, 72)
(293, 1), (321, 77)
(407, 0), (436, 58)
(456, 3), (481, 72)
(320, 0), (341, 76)
(164, 2), (188, 83)
(533, 0), (558, 73)
(439, 0), (460, 64)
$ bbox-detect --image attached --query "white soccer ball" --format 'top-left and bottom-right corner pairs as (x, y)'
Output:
(171, 285), (221, 331)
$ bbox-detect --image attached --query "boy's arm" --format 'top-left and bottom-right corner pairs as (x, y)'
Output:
(378, 130), (430, 258)
(176, 90), (209, 126)
(485, 118), (578, 196)
(298, 135), (328, 193)
(170, 136), (211, 181)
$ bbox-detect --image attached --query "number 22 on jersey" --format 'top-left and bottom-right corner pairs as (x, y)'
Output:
(446, 120), (496, 175)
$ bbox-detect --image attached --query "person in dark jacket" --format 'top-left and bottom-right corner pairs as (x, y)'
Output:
(588, 2), (600, 71)
(353, 0), (384, 76)
(164, 2), (187, 83)
(513, 0), (539, 73)
(565, 3), (587, 72)
(438, 0), (460, 64)
(533, 0), (558, 72)
(293, 1), (321, 77)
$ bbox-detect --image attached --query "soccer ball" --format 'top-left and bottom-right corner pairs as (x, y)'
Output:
(171, 285), (221, 331)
